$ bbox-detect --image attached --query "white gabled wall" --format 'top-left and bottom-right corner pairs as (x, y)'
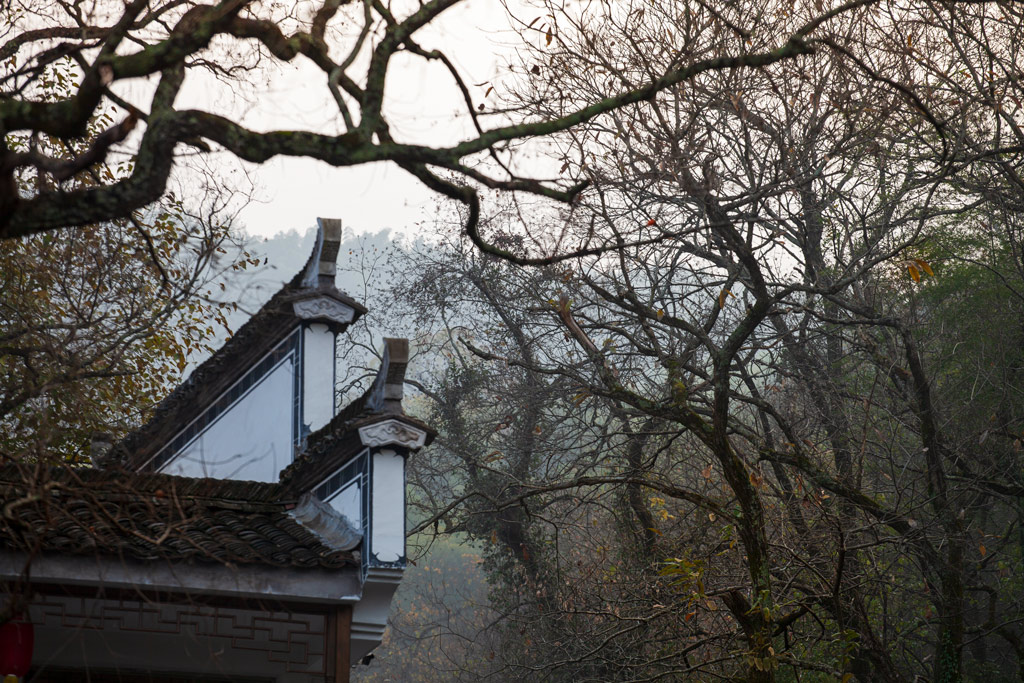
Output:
(351, 566), (404, 662)
(157, 321), (348, 482)
(370, 449), (405, 563)
(160, 359), (295, 481)
(350, 419), (430, 663)
(302, 323), (336, 433)
(351, 445), (407, 663)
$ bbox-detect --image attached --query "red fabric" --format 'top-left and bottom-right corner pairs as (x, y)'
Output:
(0, 619), (34, 676)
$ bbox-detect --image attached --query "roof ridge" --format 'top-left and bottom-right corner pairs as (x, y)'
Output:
(0, 464), (289, 506)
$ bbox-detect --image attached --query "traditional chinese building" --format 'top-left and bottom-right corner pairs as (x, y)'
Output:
(0, 219), (431, 683)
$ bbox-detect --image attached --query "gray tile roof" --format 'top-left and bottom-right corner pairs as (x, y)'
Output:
(0, 465), (359, 570)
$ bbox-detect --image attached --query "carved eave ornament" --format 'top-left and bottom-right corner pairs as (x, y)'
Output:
(291, 293), (356, 327)
(286, 218), (363, 330)
(358, 419), (429, 450)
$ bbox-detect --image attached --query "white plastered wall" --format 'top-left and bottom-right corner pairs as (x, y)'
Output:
(351, 443), (413, 662)
(303, 323), (336, 433)
(370, 448), (405, 563)
(161, 360), (294, 481)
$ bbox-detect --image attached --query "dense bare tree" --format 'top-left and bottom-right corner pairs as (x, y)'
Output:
(376, 2), (1024, 682)
(1, 52), (245, 460)
(0, 0), (955, 257)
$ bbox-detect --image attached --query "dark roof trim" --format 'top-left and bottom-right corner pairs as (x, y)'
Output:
(365, 338), (408, 414)
(0, 551), (362, 605)
(301, 218), (343, 288)
(279, 412), (433, 495)
(0, 465), (288, 505)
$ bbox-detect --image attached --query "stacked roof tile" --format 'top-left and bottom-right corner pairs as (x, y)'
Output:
(0, 465), (358, 570)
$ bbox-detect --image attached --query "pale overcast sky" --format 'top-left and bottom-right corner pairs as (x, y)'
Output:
(219, 0), (524, 240)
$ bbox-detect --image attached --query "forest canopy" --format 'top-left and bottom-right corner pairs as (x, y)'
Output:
(354, 1), (1024, 682)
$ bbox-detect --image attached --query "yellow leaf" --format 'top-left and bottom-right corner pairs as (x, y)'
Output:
(979, 543), (987, 557)
(842, 674), (854, 683)
(916, 258), (935, 276)
(718, 289), (730, 309)
(908, 264), (921, 282)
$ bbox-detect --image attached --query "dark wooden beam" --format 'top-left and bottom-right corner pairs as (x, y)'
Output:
(325, 605), (353, 683)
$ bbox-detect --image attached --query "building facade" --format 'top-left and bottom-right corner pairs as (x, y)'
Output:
(0, 219), (430, 683)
